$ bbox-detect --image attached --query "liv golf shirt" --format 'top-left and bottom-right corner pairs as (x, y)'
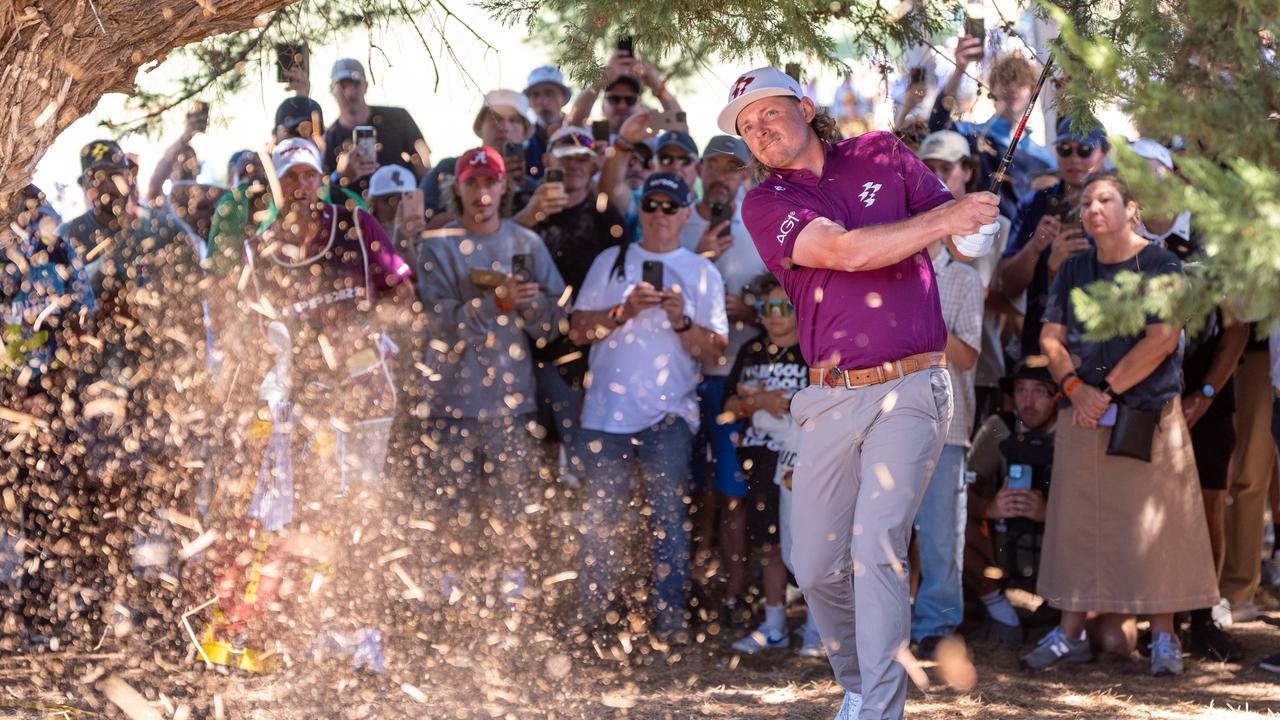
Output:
(740, 132), (954, 369)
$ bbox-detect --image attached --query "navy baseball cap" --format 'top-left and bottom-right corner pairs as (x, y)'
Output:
(640, 172), (693, 207)
(275, 96), (324, 133)
(656, 130), (699, 157)
(81, 139), (128, 173)
(1056, 116), (1109, 149)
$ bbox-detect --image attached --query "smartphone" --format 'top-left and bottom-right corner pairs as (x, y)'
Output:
(909, 67), (925, 84)
(190, 101), (210, 132)
(353, 125), (377, 160)
(642, 260), (663, 291)
(511, 253), (534, 283)
(617, 36), (634, 56)
(1007, 464), (1033, 490)
(652, 109), (689, 133)
(965, 16), (986, 58)
(275, 43), (309, 83)
(503, 141), (525, 176)
(709, 201), (734, 238)
(591, 120), (611, 144)
(1099, 403), (1118, 427)
(785, 62), (802, 82)
(544, 168), (565, 185)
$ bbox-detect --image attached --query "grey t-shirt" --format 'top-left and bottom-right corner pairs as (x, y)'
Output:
(416, 219), (566, 420)
(1042, 244), (1184, 411)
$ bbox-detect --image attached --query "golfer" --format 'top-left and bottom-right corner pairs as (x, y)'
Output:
(720, 67), (999, 720)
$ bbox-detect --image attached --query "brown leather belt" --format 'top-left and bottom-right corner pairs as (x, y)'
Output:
(809, 351), (946, 389)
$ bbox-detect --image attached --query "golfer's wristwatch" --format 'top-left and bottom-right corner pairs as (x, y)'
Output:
(1098, 380), (1119, 401)
(675, 314), (694, 333)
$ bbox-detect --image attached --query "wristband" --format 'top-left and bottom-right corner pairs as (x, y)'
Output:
(1098, 379), (1119, 400)
(1062, 376), (1083, 398)
(675, 314), (694, 333)
(608, 304), (624, 325)
(611, 137), (635, 154)
(495, 294), (514, 313)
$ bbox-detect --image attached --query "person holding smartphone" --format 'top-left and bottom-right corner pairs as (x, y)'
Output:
(998, 117), (1109, 359)
(963, 362), (1058, 644)
(1028, 172), (1218, 677)
(530, 126), (632, 478)
(323, 58), (428, 183)
(927, 32), (1056, 218)
(565, 46), (683, 136)
(416, 146), (565, 607)
(569, 172), (728, 643)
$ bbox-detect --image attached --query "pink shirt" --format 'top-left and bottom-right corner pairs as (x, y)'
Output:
(742, 131), (954, 369)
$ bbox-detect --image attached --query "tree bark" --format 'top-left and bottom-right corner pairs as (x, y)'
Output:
(0, 0), (296, 228)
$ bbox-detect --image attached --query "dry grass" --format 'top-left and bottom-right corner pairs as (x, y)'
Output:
(3, 590), (1278, 719)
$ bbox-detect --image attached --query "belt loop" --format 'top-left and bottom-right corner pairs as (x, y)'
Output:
(896, 359), (906, 379)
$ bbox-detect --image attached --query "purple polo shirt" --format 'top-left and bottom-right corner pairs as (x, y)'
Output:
(742, 131), (954, 369)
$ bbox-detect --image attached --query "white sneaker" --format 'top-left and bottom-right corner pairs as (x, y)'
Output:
(731, 623), (789, 654)
(833, 691), (862, 720)
(1231, 601), (1259, 624)
(1210, 597), (1233, 628)
(797, 625), (825, 658)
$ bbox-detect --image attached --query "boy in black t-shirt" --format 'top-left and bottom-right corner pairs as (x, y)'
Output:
(722, 273), (812, 654)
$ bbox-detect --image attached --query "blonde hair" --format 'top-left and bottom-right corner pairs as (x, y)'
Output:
(748, 106), (843, 183)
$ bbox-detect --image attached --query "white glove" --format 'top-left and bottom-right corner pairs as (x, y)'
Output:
(951, 221), (1001, 258)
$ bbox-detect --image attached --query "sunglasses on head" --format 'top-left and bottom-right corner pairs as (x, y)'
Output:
(640, 198), (682, 215)
(755, 299), (794, 317)
(657, 153), (695, 168)
(606, 94), (638, 106)
(1056, 142), (1095, 159)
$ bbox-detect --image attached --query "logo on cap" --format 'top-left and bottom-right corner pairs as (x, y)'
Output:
(470, 152), (488, 165)
(91, 143), (111, 162)
(730, 75), (757, 100)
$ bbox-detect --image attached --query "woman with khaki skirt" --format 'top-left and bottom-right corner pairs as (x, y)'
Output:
(1021, 172), (1218, 676)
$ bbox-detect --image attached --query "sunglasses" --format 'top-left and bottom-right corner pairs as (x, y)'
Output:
(605, 94), (638, 106)
(756, 299), (794, 317)
(657, 153), (695, 168)
(1056, 142), (1095, 159)
(640, 198), (682, 215)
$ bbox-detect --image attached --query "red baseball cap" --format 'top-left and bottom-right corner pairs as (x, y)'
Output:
(455, 146), (505, 184)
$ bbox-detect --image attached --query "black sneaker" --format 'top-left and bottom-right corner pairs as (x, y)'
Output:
(1186, 620), (1243, 662)
(1260, 653), (1280, 673)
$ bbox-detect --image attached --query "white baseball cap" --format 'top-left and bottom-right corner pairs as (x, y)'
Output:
(270, 138), (323, 179)
(717, 66), (805, 136)
(483, 89), (532, 120)
(918, 131), (971, 163)
(1130, 138), (1174, 171)
(368, 164), (417, 198)
(547, 126), (595, 158)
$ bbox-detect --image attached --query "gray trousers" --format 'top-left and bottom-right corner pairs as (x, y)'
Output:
(789, 370), (951, 720)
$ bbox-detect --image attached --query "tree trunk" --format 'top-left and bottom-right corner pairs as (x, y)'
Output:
(0, 0), (296, 228)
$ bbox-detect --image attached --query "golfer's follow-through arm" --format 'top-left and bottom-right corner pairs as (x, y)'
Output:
(789, 191), (1001, 272)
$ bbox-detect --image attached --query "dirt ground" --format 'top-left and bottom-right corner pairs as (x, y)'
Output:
(3, 587), (1277, 720)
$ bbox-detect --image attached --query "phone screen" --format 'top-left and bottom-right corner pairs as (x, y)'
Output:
(275, 43), (309, 83)
(353, 126), (377, 159)
(617, 36), (634, 55)
(591, 120), (611, 143)
(545, 168), (565, 184)
(642, 260), (663, 291)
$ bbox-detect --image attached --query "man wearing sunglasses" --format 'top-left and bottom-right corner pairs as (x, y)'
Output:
(569, 172), (729, 643)
(565, 49), (683, 136)
(720, 66), (999, 720)
(999, 117), (1109, 358)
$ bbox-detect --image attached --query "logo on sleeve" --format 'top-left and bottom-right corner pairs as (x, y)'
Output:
(777, 211), (799, 245)
(859, 182), (882, 208)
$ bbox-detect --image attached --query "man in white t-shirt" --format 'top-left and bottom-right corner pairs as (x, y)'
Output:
(569, 172), (729, 641)
(676, 134), (766, 620)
